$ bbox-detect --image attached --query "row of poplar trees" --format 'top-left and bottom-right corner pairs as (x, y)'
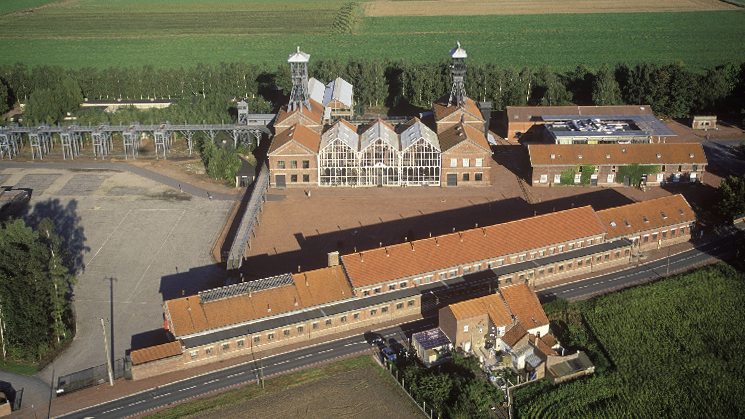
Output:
(0, 218), (77, 363)
(1, 60), (744, 127)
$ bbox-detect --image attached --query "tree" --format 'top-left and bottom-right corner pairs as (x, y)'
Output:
(592, 63), (622, 106)
(718, 174), (745, 222)
(0, 218), (76, 361)
(567, 64), (595, 106)
(0, 79), (10, 115)
(535, 65), (571, 106)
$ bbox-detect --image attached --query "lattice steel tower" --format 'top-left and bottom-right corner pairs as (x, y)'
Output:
(448, 42), (468, 107)
(288, 46), (311, 112)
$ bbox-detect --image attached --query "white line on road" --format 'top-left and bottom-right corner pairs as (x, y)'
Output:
(179, 385), (197, 392)
(344, 342), (357, 346)
(128, 400), (146, 407)
(297, 354), (312, 359)
(227, 372), (245, 378)
(205, 379), (219, 384)
(153, 392), (170, 399)
(103, 406), (123, 413)
(275, 360), (290, 365)
(319, 349), (333, 354)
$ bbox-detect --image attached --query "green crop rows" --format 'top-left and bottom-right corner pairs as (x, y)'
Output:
(0, 1), (743, 73)
(0, 0), (58, 16)
(515, 263), (745, 419)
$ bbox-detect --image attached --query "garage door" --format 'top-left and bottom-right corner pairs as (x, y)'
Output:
(446, 173), (457, 187)
(275, 174), (286, 189)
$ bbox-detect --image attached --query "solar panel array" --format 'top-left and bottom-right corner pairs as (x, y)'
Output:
(413, 328), (451, 350)
(198, 273), (294, 304)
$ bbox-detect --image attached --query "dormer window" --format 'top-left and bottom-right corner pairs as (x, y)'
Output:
(622, 148), (627, 153)
(661, 212), (667, 219)
(643, 216), (649, 223)
(578, 154), (583, 159)
(606, 154), (610, 159)
(610, 221), (616, 227)
(678, 208), (684, 215)
(625, 221), (630, 227)
(656, 154), (661, 158)
(689, 153), (694, 158)
(550, 154), (556, 159)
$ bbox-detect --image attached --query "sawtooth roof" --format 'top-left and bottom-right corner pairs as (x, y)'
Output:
(596, 194), (696, 240)
(529, 143), (707, 166)
(438, 122), (491, 153)
(341, 206), (606, 289)
(324, 77), (354, 108)
(166, 265), (353, 338)
(268, 123), (321, 155)
(308, 77), (326, 105)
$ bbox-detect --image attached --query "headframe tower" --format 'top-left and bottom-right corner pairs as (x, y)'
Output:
(288, 46), (311, 112)
(448, 42), (468, 108)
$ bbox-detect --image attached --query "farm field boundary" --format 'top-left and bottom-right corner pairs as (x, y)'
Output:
(365, 0), (739, 16)
(0, 10), (743, 73)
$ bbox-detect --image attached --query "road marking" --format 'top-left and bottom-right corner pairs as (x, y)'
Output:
(297, 354), (312, 359)
(344, 342), (356, 346)
(227, 372), (245, 378)
(153, 392), (170, 399)
(205, 379), (219, 384)
(275, 360), (290, 365)
(128, 400), (146, 407)
(179, 385), (197, 392)
(319, 349), (333, 354)
(103, 406), (123, 413)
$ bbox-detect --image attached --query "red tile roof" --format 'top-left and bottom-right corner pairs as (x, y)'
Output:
(438, 123), (491, 153)
(508, 105), (653, 123)
(275, 98), (324, 126)
(433, 97), (484, 122)
(341, 206), (606, 289)
(166, 266), (352, 337)
(529, 143), (707, 166)
(499, 283), (549, 331)
(268, 123), (321, 155)
(596, 194), (696, 240)
(130, 341), (181, 365)
(446, 294), (512, 326)
(501, 323), (527, 347)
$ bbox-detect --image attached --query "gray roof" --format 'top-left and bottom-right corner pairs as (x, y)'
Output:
(360, 120), (399, 152)
(543, 114), (676, 138)
(400, 119), (440, 152)
(324, 77), (354, 108)
(308, 78), (326, 105)
(288, 46), (310, 63)
(320, 120), (359, 151)
(450, 42), (467, 59)
(413, 327), (451, 350)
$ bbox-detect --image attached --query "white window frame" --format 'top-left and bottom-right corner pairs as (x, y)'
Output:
(450, 158), (458, 168)
(475, 158), (483, 167)
(462, 158), (470, 168)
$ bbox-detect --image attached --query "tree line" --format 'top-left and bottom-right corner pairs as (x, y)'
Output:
(0, 60), (743, 126)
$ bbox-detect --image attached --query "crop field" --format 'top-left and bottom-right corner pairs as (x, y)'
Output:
(0, 0), (743, 73)
(515, 263), (745, 419)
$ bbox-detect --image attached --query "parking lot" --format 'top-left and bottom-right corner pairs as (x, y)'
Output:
(0, 166), (233, 388)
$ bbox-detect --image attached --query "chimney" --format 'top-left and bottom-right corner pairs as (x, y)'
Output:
(304, 273), (309, 287)
(478, 101), (492, 137)
(328, 251), (340, 267)
(360, 253), (364, 262)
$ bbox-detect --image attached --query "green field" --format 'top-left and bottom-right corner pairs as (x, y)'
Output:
(0, 1), (743, 73)
(0, 0), (59, 15)
(515, 262), (745, 419)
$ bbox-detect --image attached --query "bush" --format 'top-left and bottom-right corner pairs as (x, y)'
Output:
(615, 164), (659, 186)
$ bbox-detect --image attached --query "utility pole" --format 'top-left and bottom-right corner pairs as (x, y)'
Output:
(101, 318), (114, 386)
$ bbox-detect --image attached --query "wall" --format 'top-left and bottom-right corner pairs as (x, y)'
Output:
(531, 163), (706, 187)
(441, 142), (492, 186)
(268, 144), (318, 188)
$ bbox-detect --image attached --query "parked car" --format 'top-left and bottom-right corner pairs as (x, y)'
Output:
(364, 331), (384, 346)
(382, 347), (397, 362)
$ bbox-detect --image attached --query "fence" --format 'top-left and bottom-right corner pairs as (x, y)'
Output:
(56, 358), (126, 395)
(376, 355), (438, 419)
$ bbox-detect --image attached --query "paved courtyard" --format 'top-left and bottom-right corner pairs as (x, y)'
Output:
(0, 166), (233, 390)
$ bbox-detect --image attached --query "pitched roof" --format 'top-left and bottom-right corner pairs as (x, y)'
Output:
(499, 283), (549, 331)
(501, 323), (527, 347)
(130, 341), (182, 365)
(529, 143), (707, 166)
(275, 98), (323, 126)
(540, 333), (558, 348)
(166, 265), (353, 337)
(341, 206), (606, 289)
(268, 123), (321, 155)
(438, 123), (491, 153)
(596, 194), (696, 240)
(324, 77), (353, 108)
(319, 119), (359, 151)
(433, 96), (484, 122)
(308, 77), (326, 104)
(400, 118), (440, 152)
(360, 119), (399, 151)
(508, 105), (653, 123)
(445, 294), (513, 326)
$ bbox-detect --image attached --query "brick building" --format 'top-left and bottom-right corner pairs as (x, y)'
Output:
(267, 123), (321, 188)
(596, 194), (696, 251)
(439, 123), (492, 186)
(528, 143), (707, 187)
(273, 99), (324, 136)
(433, 97), (486, 134)
(506, 105), (674, 144)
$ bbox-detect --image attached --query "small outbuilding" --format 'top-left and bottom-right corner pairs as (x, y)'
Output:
(691, 115), (717, 130)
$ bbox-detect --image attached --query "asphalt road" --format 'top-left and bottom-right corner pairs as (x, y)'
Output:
(56, 321), (433, 419)
(55, 235), (740, 419)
